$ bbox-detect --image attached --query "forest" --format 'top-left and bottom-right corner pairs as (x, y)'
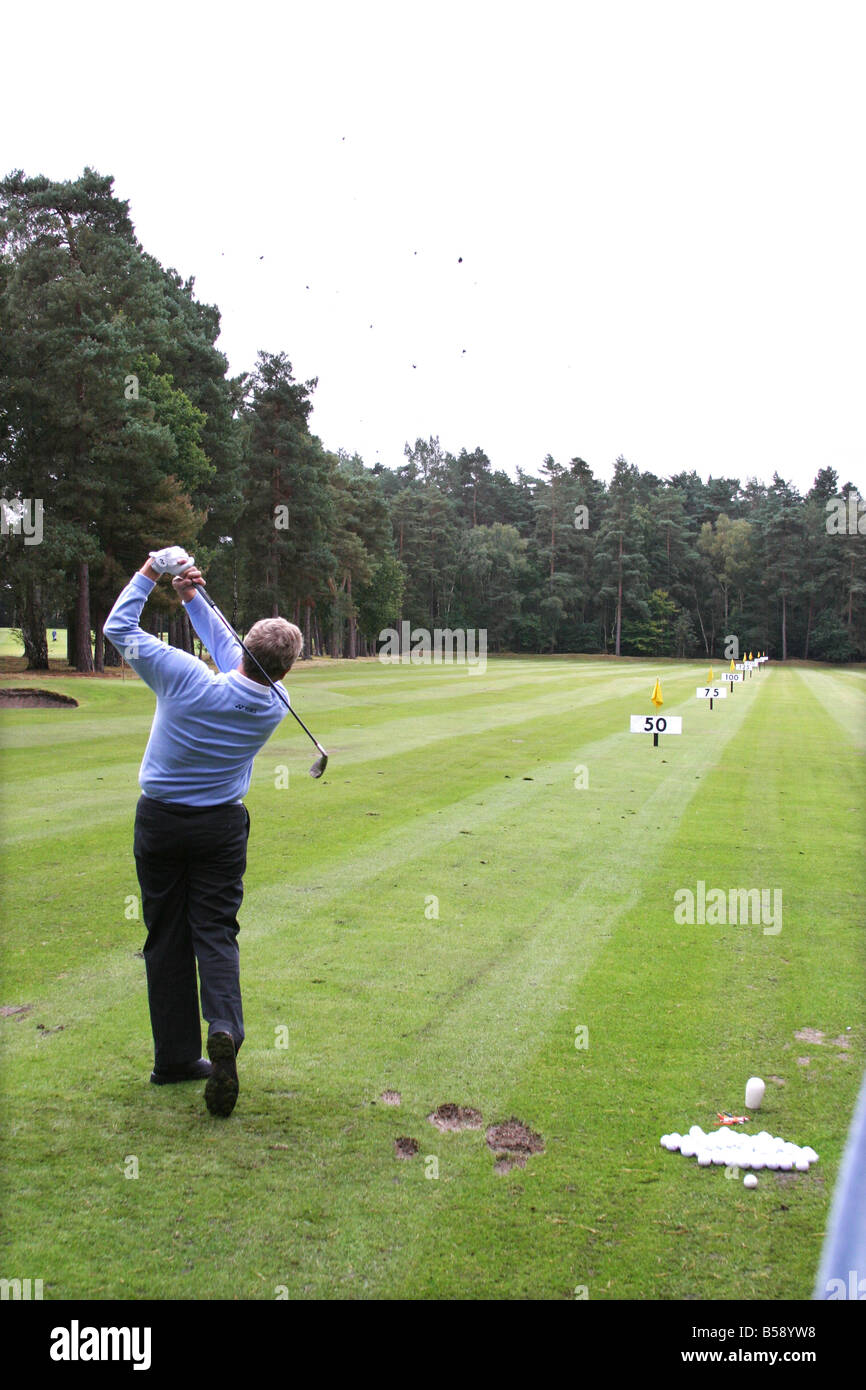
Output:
(2, 169), (864, 670)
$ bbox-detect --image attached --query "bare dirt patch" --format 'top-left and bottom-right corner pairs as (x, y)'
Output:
(486, 1118), (545, 1167)
(796, 1056), (811, 1067)
(394, 1137), (419, 1159)
(381, 1091), (401, 1106)
(0, 1004), (33, 1018)
(428, 1103), (483, 1132)
(831, 1035), (851, 1049)
(769, 1075), (786, 1086)
(794, 1028), (824, 1043)
(0, 687), (79, 708)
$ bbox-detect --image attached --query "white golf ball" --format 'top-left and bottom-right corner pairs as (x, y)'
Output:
(745, 1076), (765, 1110)
(744, 1173), (758, 1189)
(680, 1141), (695, 1158)
(795, 1157), (810, 1171)
(698, 1150), (712, 1166)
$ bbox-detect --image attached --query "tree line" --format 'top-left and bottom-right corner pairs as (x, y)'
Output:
(2, 169), (864, 671)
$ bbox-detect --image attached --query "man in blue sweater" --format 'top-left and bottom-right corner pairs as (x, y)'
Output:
(104, 549), (303, 1117)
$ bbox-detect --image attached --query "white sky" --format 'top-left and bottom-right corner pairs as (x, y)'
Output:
(4, 0), (864, 493)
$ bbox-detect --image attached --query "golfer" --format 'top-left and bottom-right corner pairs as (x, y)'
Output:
(104, 547), (303, 1117)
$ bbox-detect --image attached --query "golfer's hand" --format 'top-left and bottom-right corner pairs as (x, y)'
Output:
(172, 566), (205, 602)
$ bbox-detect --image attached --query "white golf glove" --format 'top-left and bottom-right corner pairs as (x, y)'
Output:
(149, 546), (195, 576)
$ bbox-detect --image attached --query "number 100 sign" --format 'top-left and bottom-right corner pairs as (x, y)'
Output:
(630, 715), (682, 734)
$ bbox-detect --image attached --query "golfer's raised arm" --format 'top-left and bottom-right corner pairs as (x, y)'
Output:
(169, 565), (243, 673)
(180, 588), (244, 674)
(104, 569), (210, 698)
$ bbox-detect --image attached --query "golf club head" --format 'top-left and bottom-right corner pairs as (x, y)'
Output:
(309, 752), (328, 779)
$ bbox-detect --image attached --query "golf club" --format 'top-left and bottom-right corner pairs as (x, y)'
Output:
(192, 583), (328, 779)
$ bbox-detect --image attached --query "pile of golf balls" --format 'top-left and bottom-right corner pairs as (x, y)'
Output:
(660, 1126), (818, 1172)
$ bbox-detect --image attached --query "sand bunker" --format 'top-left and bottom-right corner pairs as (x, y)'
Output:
(0, 688), (78, 708)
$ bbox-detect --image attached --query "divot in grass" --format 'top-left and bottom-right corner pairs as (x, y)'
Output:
(394, 1137), (419, 1159)
(428, 1103), (483, 1131)
(487, 1118), (545, 1175)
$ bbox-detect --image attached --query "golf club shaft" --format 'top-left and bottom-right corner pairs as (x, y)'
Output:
(193, 584), (327, 757)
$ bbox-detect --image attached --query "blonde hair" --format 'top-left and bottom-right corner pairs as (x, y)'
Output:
(243, 618), (304, 680)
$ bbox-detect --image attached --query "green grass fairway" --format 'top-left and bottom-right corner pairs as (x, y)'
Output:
(1, 656), (864, 1300)
(0, 627), (67, 659)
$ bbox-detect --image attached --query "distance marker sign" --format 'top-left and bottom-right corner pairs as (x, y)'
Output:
(695, 686), (726, 698)
(630, 715), (683, 734)
(634, 680), (682, 746)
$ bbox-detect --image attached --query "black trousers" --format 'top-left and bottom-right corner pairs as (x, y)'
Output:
(133, 795), (250, 1069)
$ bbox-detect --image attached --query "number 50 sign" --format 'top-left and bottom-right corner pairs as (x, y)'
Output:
(630, 716), (682, 734)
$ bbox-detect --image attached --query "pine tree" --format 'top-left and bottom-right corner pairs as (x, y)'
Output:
(593, 458), (649, 656)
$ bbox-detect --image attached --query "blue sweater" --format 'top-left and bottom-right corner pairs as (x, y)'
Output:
(104, 573), (290, 805)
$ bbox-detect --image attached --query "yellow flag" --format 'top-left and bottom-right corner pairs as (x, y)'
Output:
(651, 679), (663, 708)
(729, 658), (735, 671)
(708, 667), (714, 682)
(749, 652), (753, 660)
